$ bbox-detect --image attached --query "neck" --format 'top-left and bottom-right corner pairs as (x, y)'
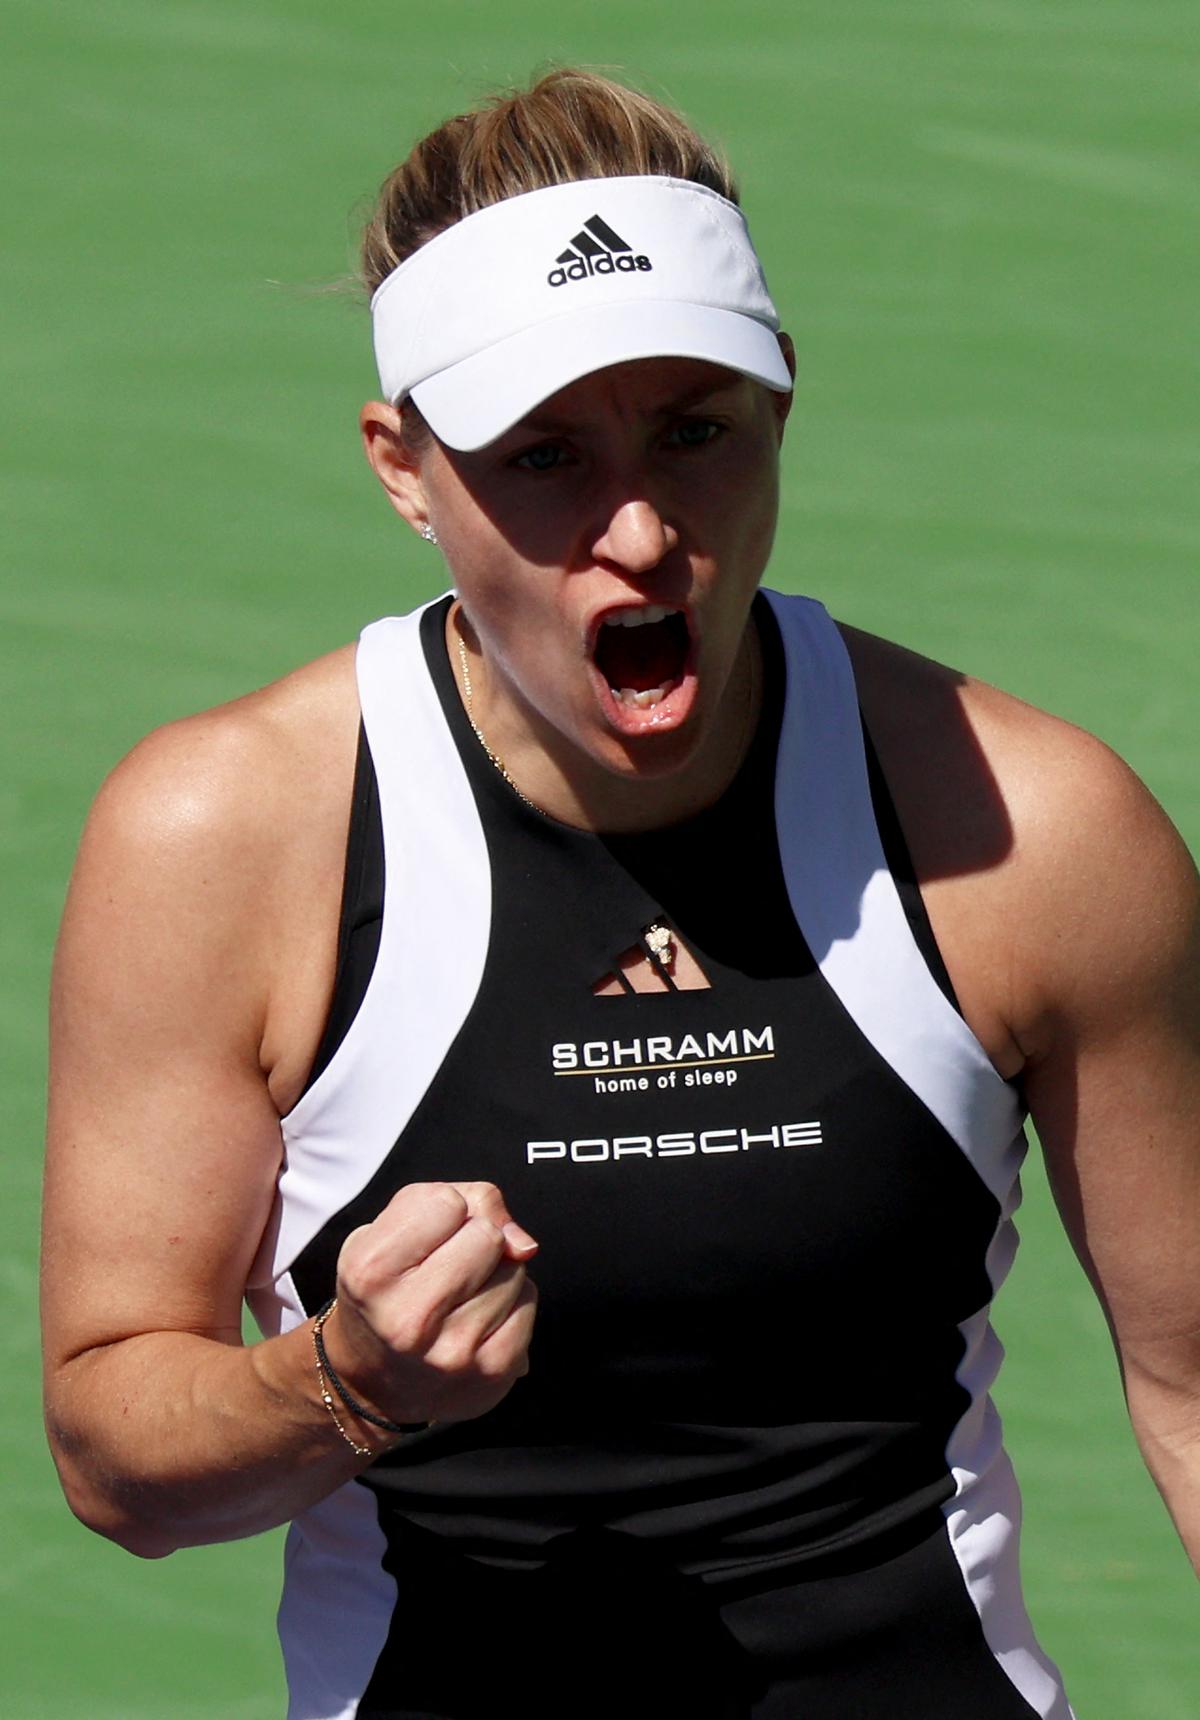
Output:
(447, 603), (763, 834)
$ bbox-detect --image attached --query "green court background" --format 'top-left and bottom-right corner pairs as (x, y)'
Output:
(4, 1), (1196, 1713)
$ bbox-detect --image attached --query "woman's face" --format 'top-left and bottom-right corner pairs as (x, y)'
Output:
(374, 353), (791, 821)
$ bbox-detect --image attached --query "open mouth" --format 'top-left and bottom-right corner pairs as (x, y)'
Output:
(592, 605), (691, 709)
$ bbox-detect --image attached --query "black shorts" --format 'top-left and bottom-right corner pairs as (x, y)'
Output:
(357, 1515), (1043, 1719)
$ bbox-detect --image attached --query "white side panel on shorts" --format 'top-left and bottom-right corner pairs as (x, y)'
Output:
(253, 1272), (398, 1718)
(944, 1211), (1075, 1719)
(765, 590), (1072, 1718)
(279, 1478), (396, 1720)
(246, 597), (492, 1301)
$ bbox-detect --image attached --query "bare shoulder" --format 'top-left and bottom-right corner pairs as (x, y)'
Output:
(835, 635), (1200, 1565)
(83, 643), (360, 865)
(840, 618), (1137, 801)
(57, 643), (362, 1109)
(45, 646), (363, 1366)
(839, 623), (1198, 1061)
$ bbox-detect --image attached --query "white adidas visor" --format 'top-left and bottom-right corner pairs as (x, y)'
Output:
(370, 176), (792, 451)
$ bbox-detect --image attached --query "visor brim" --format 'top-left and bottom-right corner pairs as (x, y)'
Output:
(408, 300), (792, 451)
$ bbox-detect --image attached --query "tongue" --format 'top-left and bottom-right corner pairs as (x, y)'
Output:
(594, 616), (687, 692)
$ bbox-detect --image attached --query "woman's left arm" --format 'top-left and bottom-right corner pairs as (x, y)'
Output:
(1017, 733), (1200, 1572)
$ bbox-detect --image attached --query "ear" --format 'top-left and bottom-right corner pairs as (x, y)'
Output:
(359, 400), (433, 536)
(771, 334), (797, 440)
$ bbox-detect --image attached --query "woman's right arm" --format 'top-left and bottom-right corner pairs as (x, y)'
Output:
(41, 701), (536, 1558)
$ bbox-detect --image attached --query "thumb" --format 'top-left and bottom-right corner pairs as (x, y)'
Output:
(449, 1181), (538, 1259)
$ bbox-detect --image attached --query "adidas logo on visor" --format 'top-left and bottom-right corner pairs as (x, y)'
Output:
(547, 214), (653, 288)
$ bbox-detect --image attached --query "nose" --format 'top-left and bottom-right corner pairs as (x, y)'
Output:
(591, 498), (679, 574)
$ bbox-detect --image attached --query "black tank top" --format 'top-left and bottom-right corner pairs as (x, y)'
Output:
(289, 596), (998, 1582)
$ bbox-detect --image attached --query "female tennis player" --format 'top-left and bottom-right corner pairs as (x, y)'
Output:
(43, 69), (1199, 1720)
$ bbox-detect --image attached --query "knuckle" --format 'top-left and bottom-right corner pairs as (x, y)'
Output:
(336, 1223), (370, 1275)
(473, 1347), (510, 1383)
(481, 1326), (530, 1376)
(422, 1182), (470, 1225)
(457, 1180), (506, 1216)
(465, 1214), (504, 1253)
(336, 1261), (364, 1306)
(382, 1303), (439, 1358)
(432, 1330), (478, 1377)
(337, 1233), (384, 1302)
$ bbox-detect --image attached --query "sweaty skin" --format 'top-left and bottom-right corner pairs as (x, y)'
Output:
(360, 358), (793, 831)
(42, 360), (1200, 1573)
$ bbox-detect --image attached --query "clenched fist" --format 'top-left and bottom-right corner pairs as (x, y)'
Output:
(320, 1182), (538, 1434)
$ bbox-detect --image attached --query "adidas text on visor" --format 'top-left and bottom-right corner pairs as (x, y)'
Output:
(370, 176), (792, 450)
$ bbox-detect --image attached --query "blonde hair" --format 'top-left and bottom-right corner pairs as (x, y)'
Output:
(360, 68), (738, 297)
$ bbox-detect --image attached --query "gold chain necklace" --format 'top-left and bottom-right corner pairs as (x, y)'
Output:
(454, 629), (538, 812)
(453, 619), (758, 806)
(452, 611), (760, 972)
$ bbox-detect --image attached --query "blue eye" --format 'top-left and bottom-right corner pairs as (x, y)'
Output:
(666, 418), (723, 450)
(513, 441), (571, 472)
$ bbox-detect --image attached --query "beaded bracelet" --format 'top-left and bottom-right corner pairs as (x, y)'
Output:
(312, 1299), (427, 1455)
(313, 1315), (373, 1458)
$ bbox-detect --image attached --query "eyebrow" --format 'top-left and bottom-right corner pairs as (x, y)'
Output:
(517, 377), (745, 437)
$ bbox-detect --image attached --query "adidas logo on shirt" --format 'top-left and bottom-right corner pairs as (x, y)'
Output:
(547, 214), (653, 287)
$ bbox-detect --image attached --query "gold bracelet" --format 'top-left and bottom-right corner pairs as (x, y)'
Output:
(312, 1299), (425, 1434)
(312, 1305), (373, 1459)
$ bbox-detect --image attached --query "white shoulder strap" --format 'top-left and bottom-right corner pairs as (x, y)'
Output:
(763, 590), (1024, 1198)
(270, 603), (492, 1278)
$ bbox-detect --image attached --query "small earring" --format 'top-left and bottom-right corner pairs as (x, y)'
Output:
(420, 523), (438, 545)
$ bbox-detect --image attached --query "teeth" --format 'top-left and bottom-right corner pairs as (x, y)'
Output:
(613, 685), (669, 708)
(603, 604), (679, 629)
